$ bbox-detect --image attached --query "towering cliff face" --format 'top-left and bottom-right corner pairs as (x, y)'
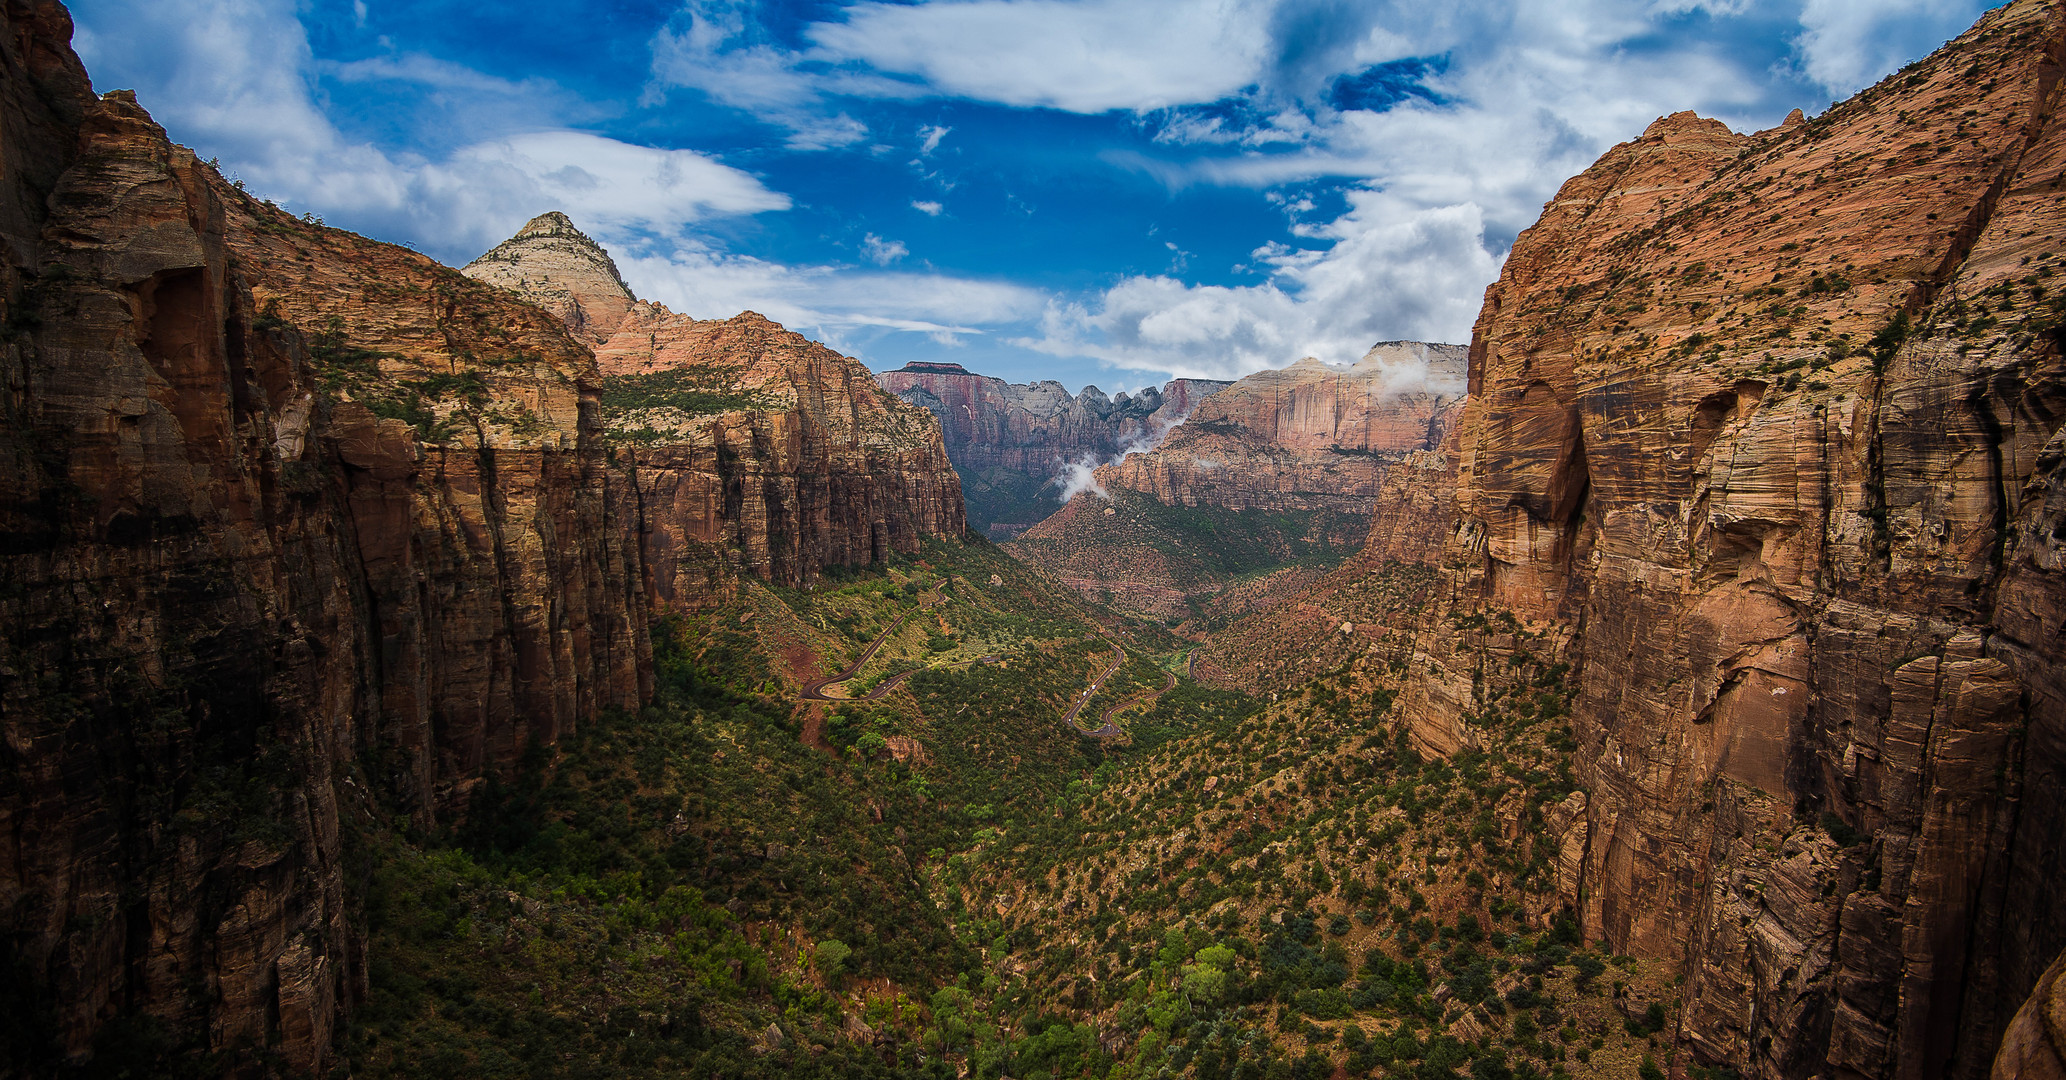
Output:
(465, 218), (965, 599)
(1264, 3), (2066, 1077)
(877, 360), (1229, 535)
(0, 3), (964, 1066)
(0, 6), (660, 1072)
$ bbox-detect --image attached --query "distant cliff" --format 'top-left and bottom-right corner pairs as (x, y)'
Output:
(1004, 343), (1465, 620)
(878, 361), (1228, 536)
(1098, 341), (1467, 513)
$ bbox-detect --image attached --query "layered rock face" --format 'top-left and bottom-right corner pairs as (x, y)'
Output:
(466, 219), (964, 598)
(1004, 343), (1464, 619)
(1098, 342), (1467, 513)
(0, 7), (658, 1072)
(0, 8), (962, 1067)
(460, 211), (637, 345)
(1302, 3), (2066, 1077)
(877, 360), (1229, 535)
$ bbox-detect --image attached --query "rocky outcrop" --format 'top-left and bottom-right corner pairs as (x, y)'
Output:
(460, 211), (637, 345)
(1995, 949), (2066, 1079)
(0, 9), (968, 1070)
(877, 360), (1228, 535)
(1099, 343), (1467, 513)
(1294, 2), (2066, 1077)
(467, 218), (965, 598)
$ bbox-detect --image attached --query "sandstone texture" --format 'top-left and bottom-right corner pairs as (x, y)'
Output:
(1995, 948), (2066, 1079)
(0, 3), (956, 1072)
(460, 211), (637, 345)
(877, 360), (1229, 535)
(466, 217), (965, 598)
(1098, 343), (1467, 514)
(0, 19), (670, 1065)
(1224, 3), (2066, 1077)
(1006, 344), (1464, 619)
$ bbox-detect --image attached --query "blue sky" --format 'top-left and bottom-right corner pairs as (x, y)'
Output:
(70, 0), (1989, 393)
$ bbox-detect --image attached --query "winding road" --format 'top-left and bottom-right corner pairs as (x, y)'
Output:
(1083, 667), (1178, 738)
(799, 610), (914, 700)
(798, 583), (1004, 702)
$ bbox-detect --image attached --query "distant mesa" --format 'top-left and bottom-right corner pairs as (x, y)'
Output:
(892, 361), (974, 375)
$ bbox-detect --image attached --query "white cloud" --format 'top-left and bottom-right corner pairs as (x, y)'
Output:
(861, 233), (909, 265)
(616, 245), (1045, 348)
(918, 124), (952, 154)
(912, 200), (945, 216)
(1793, 0), (1981, 96)
(1025, 196), (1498, 379)
(808, 0), (1275, 114)
(71, 0), (788, 263)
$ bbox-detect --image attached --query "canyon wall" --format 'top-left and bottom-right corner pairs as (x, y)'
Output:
(0, 7), (960, 1073)
(878, 360), (1229, 535)
(1003, 343), (1464, 621)
(1311, 2), (2066, 1076)
(1097, 342), (1467, 513)
(466, 216), (965, 601)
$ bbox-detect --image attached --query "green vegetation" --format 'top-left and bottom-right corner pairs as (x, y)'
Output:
(338, 533), (1686, 1078)
(598, 365), (774, 441)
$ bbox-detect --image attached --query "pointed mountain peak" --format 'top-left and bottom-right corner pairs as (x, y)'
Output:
(462, 211), (639, 345)
(513, 210), (589, 241)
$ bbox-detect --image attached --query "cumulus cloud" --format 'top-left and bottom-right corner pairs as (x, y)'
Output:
(912, 200), (946, 216)
(1793, 0), (1984, 96)
(809, 0), (1275, 114)
(72, 0), (788, 263)
(615, 245), (1044, 347)
(1028, 197), (1498, 378)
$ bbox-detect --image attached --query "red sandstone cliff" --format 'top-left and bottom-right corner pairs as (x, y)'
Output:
(465, 216), (965, 599)
(0, 7), (658, 1070)
(0, 9), (965, 1068)
(1004, 343), (1464, 619)
(1097, 342), (1467, 513)
(877, 360), (1229, 534)
(1213, 3), (2066, 1077)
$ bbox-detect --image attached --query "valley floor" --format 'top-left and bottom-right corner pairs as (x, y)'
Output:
(338, 539), (1683, 1080)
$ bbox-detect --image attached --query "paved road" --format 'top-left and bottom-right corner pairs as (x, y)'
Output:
(798, 584), (953, 701)
(1084, 667), (1178, 738)
(800, 611), (913, 700)
(1063, 639), (1125, 727)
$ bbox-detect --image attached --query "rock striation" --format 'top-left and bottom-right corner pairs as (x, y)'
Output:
(465, 217), (964, 599)
(0, 25), (648, 1071)
(460, 211), (638, 345)
(1218, 3), (2066, 1077)
(1004, 343), (1464, 619)
(1096, 342), (1467, 513)
(877, 361), (1229, 536)
(0, 6), (959, 1075)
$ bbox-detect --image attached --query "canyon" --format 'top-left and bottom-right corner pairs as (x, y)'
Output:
(2, 0), (2065, 1076)
(1195, 2), (2066, 1077)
